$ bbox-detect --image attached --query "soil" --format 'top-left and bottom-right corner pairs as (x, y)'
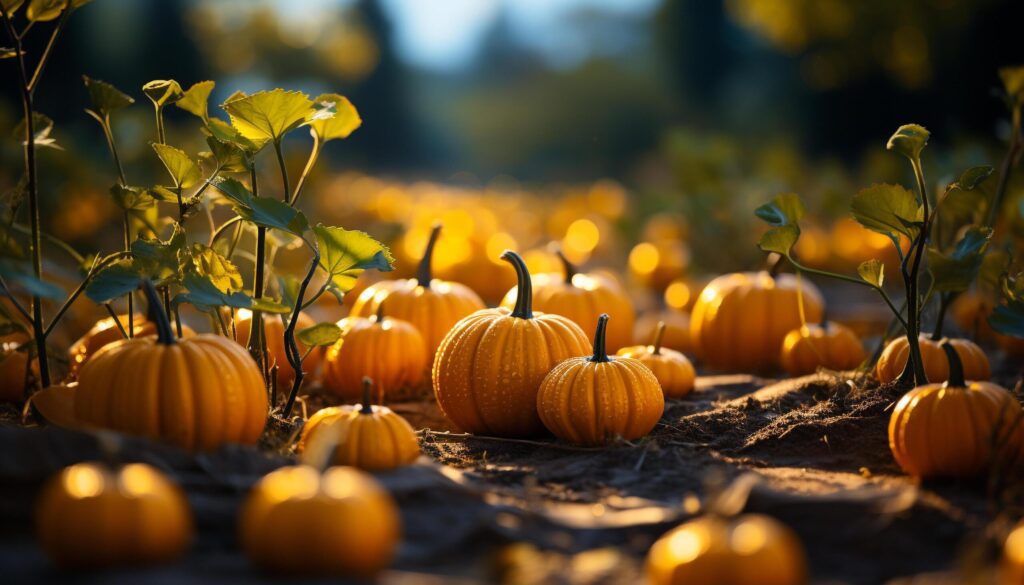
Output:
(1, 369), (1022, 584)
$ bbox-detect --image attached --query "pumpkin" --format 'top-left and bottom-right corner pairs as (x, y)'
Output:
(240, 465), (400, 576)
(68, 314), (195, 376)
(0, 333), (33, 402)
(1004, 521), (1024, 585)
(299, 378), (420, 471)
(500, 248), (635, 351)
(74, 283), (267, 451)
(876, 334), (990, 384)
(350, 224), (485, 356)
(635, 309), (692, 354)
(36, 462), (192, 568)
(779, 320), (866, 376)
(233, 309), (319, 386)
(617, 321), (696, 399)
(888, 341), (1024, 478)
(690, 271), (824, 373)
(433, 250), (590, 437)
(950, 290), (998, 343)
(322, 305), (427, 401)
(646, 514), (808, 585)
(537, 314), (664, 445)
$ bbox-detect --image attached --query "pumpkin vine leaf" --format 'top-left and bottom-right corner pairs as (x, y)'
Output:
(926, 226), (992, 292)
(886, 123), (930, 161)
(221, 89), (315, 144)
(130, 227), (186, 283)
(989, 300), (1024, 338)
(309, 93), (362, 142)
(176, 80), (215, 122)
(211, 177), (309, 237)
(83, 260), (145, 303)
(152, 143), (202, 190)
(189, 243), (242, 294)
(109, 184), (154, 212)
(142, 79), (184, 108)
(296, 322), (342, 347)
(857, 259), (885, 288)
(0, 259), (64, 299)
(850, 183), (922, 239)
(83, 75), (134, 117)
(754, 193), (805, 257)
(14, 112), (61, 150)
(313, 223), (394, 295)
(176, 271), (290, 315)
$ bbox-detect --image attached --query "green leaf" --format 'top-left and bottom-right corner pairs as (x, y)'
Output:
(309, 93), (362, 142)
(142, 79), (184, 108)
(990, 301), (1024, 338)
(1000, 66), (1024, 106)
(204, 117), (267, 154)
(84, 260), (142, 303)
(277, 274), (300, 309)
(109, 184), (154, 212)
(297, 322), (342, 347)
(26, 0), (66, 21)
(211, 177), (309, 237)
(754, 194), (804, 257)
(201, 134), (249, 173)
(176, 80), (215, 122)
(131, 227), (186, 283)
(189, 244), (242, 293)
(14, 112), (61, 150)
(857, 259), (885, 288)
(176, 271), (289, 314)
(950, 166), (994, 191)
(978, 249), (1009, 291)
(926, 226), (992, 292)
(886, 124), (930, 160)
(82, 75), (134, 116)
(152, 143), (201, 189)
(146, 186), (181, 203)
(850, 183), (922, 239)
(0, 259), (63, 299)
(758, 225), (799, 257)
(222, 89), (315, 143)
(314, 224), (394, 294)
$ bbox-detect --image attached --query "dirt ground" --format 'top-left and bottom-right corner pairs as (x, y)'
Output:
(1, 366), (1022, 584)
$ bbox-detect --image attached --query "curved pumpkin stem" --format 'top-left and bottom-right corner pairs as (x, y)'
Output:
(554, 246), (577, 285)
(939, 340), (965, 388)
(501, 250), (533, 319)
(651, 321), (666, 356)
(140, 280), (175, 345)
(589, 313), (611, 363)
(374, 302), (386, 324)
(416, 223), (442, 289)
(360, 377), (374, 415)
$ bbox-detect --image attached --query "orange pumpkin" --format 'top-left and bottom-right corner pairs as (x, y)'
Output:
(68, 314), (152, 375)
(0, 333), (33, 402)
(500, 248), (635, 351)
(322, 306), (427, 401)
(690, 272), (824, 373)
(779, 320), (866, 376)
(36, 462), (192, 568)
(433, 250), (590, 437)
(537, 314), (664, 445)
(350, 224), (485, 356)
(635, 309), (692, 354)
(617, 321), (696, 399)
(233, 309), (319, 386)
(1004, 522), (1024, 585)
(876, 334), (990, 384)
(299, 378), (420, 471)
(74, 283), (267, 451)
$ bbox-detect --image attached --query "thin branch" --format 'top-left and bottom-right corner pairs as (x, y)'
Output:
(0, 276), (34, 325)
(27, 8), (71, 96)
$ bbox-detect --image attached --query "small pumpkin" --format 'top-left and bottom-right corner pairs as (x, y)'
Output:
(635, 309), (692, 354)
(646, 513), (808, 585)
(617, 321), (696, 399)
(323, 305), (427, 401)
(888, 341), (1024, 478)
(779, 319), (866, 376)
(0, 333), (33, 402)
(299, 378), (420, 471)
(500, 248), (635, 351)
(240, 465), (400, 576)
(690, 271), (824, 373)
(433, 250), (590, 437)
(68, 314), (195, 375)
(876, 334), (990, 384)
(74, 282), (267, 451)
(36, 462), (192, 568)
(350, 224), (485, 356)
(1004, 521), (1024, 585)
(537, 314), (664, 445)
(233, 309), (319, 386)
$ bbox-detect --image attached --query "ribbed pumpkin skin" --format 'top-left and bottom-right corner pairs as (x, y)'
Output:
(876, 335), (990, 384)
(780, 322), (866, 376)
(635, 310), (692, 354)
(36, 462), (192, 568)
(433, 308), (590, 437)
(322, 315), (427, 401)
(690, 272), (824, 373)
(69, 315), (196, 375)
(74, 334), (268, 451)
(299, 404), (420, 471)
(646, 515), (808, 585)
(234, 310), (319, 386)
(351, 278), (485, 356)
(240, 466), (400, 577)
(537, 355), (664, 445)
(888, 381), (1023, 478)
(617, 345), (696, 399)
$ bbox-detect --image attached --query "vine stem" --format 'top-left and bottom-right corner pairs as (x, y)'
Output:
(902, 156), (931, 385)
(289, 134), (320, 206)
(786, 256), (909, 331)
(93, 111), (135, 338)
(986, 103), (1022, 229)
(281, 239), (320, 418)
(42, 252), (133, 337)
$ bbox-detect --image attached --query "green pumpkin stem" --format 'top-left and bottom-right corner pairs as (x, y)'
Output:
(651, 321), (666, 355)
(140, 280), (175, 345)
(589, 313), (611, 363)
(939, 340), (966, 388)
(554, 246), (577, 285)
(501, 250), (533, 319)
(360, 377), (374, 415)
(416, 223), (442, 289)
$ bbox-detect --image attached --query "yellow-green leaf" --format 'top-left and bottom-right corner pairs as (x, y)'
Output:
(857, 260), (884, 288)
(26, 0), (65, 21)
(176, 80), (215, 122)
(152, 143), (201, 189)
(314, 224), (394, 294)
(926, 226), (992, 292)
(309, 93), (361, 142)
(222, 89), (314, 143)
(1, 1), (26, 15)
(850, 183), (922, 239)
(886, 124), (930, 160)
(142, 79), (184, 108)
(297, 322), (342, 347)
(109, 184), (153, 212)
(190, 243), (242, 293)
(83, 75), (134, 116)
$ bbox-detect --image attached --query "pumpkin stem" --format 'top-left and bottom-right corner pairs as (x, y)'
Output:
(940, 339), (966, 388)
(651, 321), (666, 355)
(501, 250), (534, 319)
(767, 253), (785, 278)
(416, 223), (442, 289)
(374, 302), (385, 323)
(589, 313), (611, 363)
(360, 377), (374, 414)
(554, 246), (577, 285)
(140, 280), (175, 345)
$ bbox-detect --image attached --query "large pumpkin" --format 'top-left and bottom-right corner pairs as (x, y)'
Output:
(500, 249), (635, 351)
(74, 284), (267, 451)
(617, 321), (696, 399)
(68, 313), (200, 376)
(647, 514), (808, 585)
(433, 250), (590, 437)
(36, 462), (192, 568)
(233, 309), (319, 386)
(875, 334), (990, 384)
(350, 224), (485, 357)
(690, 271), (824, 372)
(537, 314), (664, 445)
(240, 465), (400, 576)
(779, 320), (866, 376)
(888, 341), (1024, 479)
(0, 333), (33, 402)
